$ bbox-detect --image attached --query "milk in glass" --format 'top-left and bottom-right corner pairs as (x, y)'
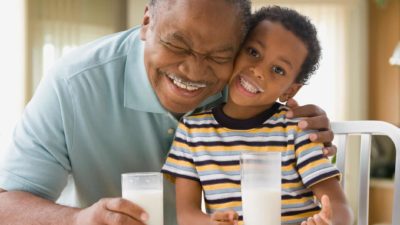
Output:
(240, 152), (281, 225)
(242, 187), (281, 225)
(122, 172), (163, 225)
(122, 189), (163, 225)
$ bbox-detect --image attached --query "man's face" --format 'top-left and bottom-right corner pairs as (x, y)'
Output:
(140, 0), (243, 114)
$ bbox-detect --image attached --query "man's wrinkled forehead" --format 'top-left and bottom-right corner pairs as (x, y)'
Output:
(163, 31), (237, 55)
(149, 0), (250, 35)
(150, 1), (244, 52)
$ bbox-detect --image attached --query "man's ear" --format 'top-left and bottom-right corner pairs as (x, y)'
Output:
(279, 83), (302, 102)
(140, 5), (151, 41)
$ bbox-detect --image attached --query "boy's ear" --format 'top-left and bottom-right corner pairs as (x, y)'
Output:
(140, 5), (151, 41)
(279, 83), (303, 102)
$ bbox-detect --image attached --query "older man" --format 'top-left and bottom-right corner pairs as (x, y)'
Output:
(0, 1), (334, 225)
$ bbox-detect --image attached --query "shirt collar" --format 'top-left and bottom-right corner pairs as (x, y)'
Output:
(124, 28), (223, 114)
(212, 102), (282, 130)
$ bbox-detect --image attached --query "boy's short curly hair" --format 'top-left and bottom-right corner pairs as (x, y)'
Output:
(249, 6), (321, 84)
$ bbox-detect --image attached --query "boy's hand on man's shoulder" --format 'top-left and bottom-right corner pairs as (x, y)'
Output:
(286, 98), (337, 157)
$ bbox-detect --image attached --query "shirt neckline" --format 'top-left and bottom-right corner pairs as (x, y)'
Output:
(212, 102), (282, 130)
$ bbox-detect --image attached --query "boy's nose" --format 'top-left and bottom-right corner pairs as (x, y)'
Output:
(249, 67), (264, 80)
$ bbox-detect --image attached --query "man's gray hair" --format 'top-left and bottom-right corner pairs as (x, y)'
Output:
(148, 0), (252, 41)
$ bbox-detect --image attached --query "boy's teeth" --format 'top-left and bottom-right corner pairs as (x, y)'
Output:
(167, 73), (206, 91)
(240, 77), (260, 93)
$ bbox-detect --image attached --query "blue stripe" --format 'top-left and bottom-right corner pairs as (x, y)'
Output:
(301, 164), (337, 180)
(163, 162), (196, 173)
(205, 188), (241, 195)
(198, 170), (240, 176)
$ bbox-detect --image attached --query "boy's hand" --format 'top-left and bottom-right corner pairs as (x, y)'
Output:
(301, 195), (332, 225)
(210, 210), (239, 225)
(286, 98), (336, 157)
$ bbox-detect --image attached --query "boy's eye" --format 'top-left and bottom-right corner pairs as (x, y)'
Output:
(272, 66), (285, 76)
(247, 47), (260, 58)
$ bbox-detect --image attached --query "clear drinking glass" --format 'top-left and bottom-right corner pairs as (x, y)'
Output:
(122, 172), (163, 225)
(240, 152), (281, 225)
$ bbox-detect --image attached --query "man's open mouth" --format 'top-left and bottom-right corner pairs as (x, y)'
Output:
(166, 72), (207, 92)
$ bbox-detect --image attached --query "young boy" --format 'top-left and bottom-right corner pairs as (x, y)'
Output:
(161, 6), (353, 225)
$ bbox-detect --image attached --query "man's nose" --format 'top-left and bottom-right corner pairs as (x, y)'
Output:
(178, 54), (210, 80)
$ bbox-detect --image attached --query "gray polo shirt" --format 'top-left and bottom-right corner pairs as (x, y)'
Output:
(0, 26), (223, 224)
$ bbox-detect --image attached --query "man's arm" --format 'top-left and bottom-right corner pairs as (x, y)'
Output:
(0, 188), (148, 225)
(286, 98), (336, 156)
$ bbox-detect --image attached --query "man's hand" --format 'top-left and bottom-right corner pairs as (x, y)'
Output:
(210, 210), (238, 225)
(286, 98), (337, 157)
(301, 195), (332, 225)
(75, 198), (148, 225)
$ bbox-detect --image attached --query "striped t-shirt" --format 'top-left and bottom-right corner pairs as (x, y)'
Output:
(161, 102), (340, 224)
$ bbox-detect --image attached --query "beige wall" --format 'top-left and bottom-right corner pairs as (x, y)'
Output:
(369, 0), (400, 125)
(127, 0), (148, 28)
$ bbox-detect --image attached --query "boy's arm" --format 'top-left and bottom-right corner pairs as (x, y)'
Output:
(310, 178), (354, 225)
(175, 177), (211, 225)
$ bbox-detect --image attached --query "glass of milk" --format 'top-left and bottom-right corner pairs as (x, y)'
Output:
(122, 172), (163, 225)
(240, 152), (281, 225)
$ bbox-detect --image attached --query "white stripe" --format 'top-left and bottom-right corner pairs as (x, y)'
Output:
(162, 165), (198, 179)
(196, 154), (240, 162)
(187, 135), (288, 143)
(282, 202), (318, 213)
(302, 167), (337, 184)
(201, 174), (241, 181)
(297, 150), (321, 164)
(206, 192), (242, 200)
(185, 119), (219, 125)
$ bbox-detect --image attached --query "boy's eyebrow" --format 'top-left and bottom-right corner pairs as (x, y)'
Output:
(278, 57), (293, 69)
(255, 39), (266, 49)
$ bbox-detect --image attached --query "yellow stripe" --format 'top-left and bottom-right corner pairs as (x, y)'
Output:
(282, 209), (319, 222)
(282, 197), (314, 205)
(187, 114), (214, 120)
(197, 164), (240, 172)
(175, 144), (288, 152)
(282, 182), (304, 189)
(298, 158), (329, 174)
(203, 183), (240, 191)
(166, 157), (195, 168)
(207, 201), (242, 210)
(296, 142), (323, 156)
(187, 126), (297, 134)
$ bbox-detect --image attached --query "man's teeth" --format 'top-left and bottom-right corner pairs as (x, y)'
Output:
(167, 74), (206, 91)
(240, 77), (264, 93)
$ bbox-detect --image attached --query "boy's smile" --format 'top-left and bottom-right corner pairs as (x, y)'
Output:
(233, 73), (265, 96)
(223, 20), (308, 119)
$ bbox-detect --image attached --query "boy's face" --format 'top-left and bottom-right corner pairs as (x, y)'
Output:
(228, 20), (307, 111)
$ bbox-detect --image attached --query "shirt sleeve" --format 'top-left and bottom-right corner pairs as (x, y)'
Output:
(161, 120), (200, 183)
(294, 127), (340, 188)
(0, 64), (73, 201)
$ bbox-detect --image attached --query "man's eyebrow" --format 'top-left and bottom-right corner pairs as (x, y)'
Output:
(164, 32), (235, 55)
(212, 45), (235, 54)
(163, 32), (192, 46)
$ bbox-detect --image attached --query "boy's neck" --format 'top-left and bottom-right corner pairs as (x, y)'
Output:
(222, 100), (276, 120)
